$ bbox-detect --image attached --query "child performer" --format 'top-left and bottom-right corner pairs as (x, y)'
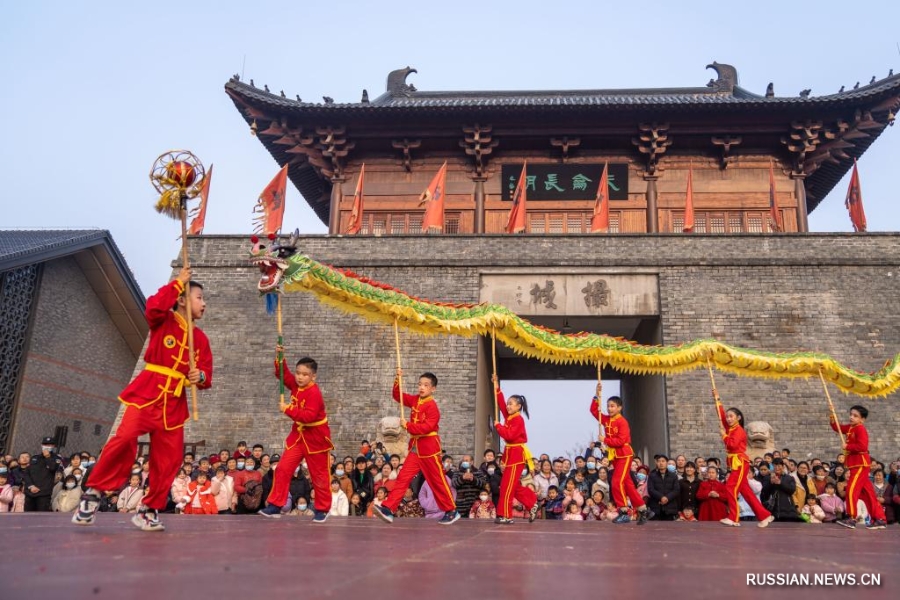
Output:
(375, 369), (459, 525)
(492, 374), (539, 524)
(73, 267), (212, 532)
(590, 383), (652, 525)
(258, 347), (333, 523)
(832, 405), (887, 529)
(714, 395), (775, 528)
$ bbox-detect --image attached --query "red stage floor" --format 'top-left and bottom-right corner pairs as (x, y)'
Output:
(1, 514), (893, 599)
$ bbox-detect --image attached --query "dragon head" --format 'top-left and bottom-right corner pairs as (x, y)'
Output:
(248, 229), (300, 293)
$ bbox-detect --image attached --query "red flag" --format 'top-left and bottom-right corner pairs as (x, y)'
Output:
(845, 160), (867, 232)
(345, 164), (365, 235)
(683, 163), (695, 233)
(420, 162), (448, 233)
(253, 165), (288, 237)
(768, 161), (783, 232)
(590, 162), (610, 233)
(506, 162), (528, 234)
(188, 164), (212, 235)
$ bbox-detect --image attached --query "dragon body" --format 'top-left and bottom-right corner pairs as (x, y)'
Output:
(249, 245), (900, 398)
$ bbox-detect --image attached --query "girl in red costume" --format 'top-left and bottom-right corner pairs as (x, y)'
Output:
(492, 374), (538, 524)
(713, 394), (774, 528)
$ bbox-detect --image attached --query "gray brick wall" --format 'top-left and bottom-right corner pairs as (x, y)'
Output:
(11, 257), (138, 456)
(121, 233), (899, 464)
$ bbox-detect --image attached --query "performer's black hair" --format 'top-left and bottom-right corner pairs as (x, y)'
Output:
(727, 407), (745, 428)
(296, 357), (318, 373)
(509, 394), (530, 419)
(850, 405), (868, 419)
(420, 372), (438, 387)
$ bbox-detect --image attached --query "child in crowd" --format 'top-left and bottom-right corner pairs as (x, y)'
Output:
(818, 482), (844, 522)
(395, 487), (425, 518)
(0, 469), (14, 513)
(582, 490), (606, 520)
(367, 486), (389, 517)
(677, 505), (698, 522)
(349, 493), (366, 516)
(329, 478), (349, 516)
(564, 501), (584, 520)
(117, 474), (145, 513)
(469, 488), (497, 519)
(801, 494), (825, 523)
(53, 475), (82, 513)
(182, 472), (217, 514)
(544, 485), (564, 520)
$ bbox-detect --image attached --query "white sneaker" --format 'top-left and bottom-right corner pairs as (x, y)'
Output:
(758, 515), (775, 528)
(71, 491), (101, 526)
(131, 507), (165, 532)
(719, 518), (739, 527)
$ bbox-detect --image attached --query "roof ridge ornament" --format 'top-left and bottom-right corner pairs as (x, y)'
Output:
(705, 62), (738, 94)
(386, 66), (418, 96)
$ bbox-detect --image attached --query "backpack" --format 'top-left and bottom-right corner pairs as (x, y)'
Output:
(241, 480), (263, 511)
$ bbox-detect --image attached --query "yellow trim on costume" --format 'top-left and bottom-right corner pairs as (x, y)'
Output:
(845, 466), (863, 519)
(505, 442), (535, 471)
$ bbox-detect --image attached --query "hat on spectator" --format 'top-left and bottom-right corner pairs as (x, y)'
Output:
(41, 436), (56, 445)
(271, 454), (281, 463)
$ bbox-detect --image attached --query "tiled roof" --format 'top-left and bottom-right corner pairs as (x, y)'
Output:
(0, 229), (111, 265)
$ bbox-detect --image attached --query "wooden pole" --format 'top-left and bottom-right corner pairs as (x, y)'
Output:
(393, 318), (404, 421)
(818, 368), (846, 447)
(491, 329), (498, 423)
(180, 200), (198, 421)
(597, 362), (603, 441)
(276, 294), (285, 410)
(705, 355), (726, 437)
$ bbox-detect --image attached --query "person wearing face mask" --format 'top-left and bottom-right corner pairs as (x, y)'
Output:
(483, 461), (503, 506)
(231, 457), (261, 513)
(647, 454), (680, 521)
(811, 465), (829, 496)
(469, 487), (497, 519)
(333, 464), (354, 502)
(53, 475), (83, 513)
(23, 437), (61, 512)
(492, 375), (539, 525)
(713, 395), (774, 528)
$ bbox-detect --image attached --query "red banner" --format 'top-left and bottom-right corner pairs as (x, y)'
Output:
(845, 160), (867, 232)
(188, 164), (212, 235)
(253, 165), (288, 237)
(590, 163), (610, 233)
(346, 164), (365, 235)
(506, 162), (528, 234)
(420, 162), (448, 233)
(683, 163), (694, 233)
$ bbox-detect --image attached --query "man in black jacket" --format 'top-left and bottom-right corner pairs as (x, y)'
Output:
(761, 458), (800, 521)
(23, 437), (61, 512)
(647, 454), (680, 520)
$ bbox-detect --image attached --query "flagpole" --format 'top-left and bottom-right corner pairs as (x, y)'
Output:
(818, 368), (846, 447)
(393, 318), (404, 421)
(180, 198), (199, 422)
(705, 355), (726, 438)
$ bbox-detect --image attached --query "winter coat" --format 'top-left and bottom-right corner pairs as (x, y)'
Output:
(648, 469), (680, 516)
(678, 476), (701, 512)
(54, 486), (82, 513)
(419, 477), (456, 519)
(452, 468), (487, 517)
(761, 473), (800, 521)
(117, 485), (145, 512)
(696, 479), (729, 521)
(210, 475), (235, 512)
(533, 472), (559, 500)
(329, 490), (349, 516)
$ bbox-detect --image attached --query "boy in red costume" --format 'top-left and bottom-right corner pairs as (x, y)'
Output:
(375, 369), (459, 525)
(714, 396), (774, 528)
(833, 405), (887, 529)
(258, 347), (333, 522)
(73, 267), (213, 531)
(492, 375), (538, 524)
(590, 383), (652, 525)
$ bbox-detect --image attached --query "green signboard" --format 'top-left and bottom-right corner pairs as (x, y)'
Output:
(501, 163), (629, 201)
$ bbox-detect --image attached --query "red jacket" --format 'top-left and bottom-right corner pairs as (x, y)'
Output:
(119, 280), (213, 430)
(590, 399), (634, 459)
(717, 403), (750, 469)
(231, 469), (262, 496)
(697, 479), (729, 521)
(495, 390), (528, 466)
(393, 381), (442, 458)
(830, 418), (871, 469)
(184, 480), (218, 514)
(277, 360), (334, 454)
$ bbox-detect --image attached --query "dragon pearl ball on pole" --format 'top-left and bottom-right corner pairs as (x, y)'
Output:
(150, 150), (206, 421)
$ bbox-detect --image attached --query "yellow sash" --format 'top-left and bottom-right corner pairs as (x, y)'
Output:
(297, 417), (328, 432)
(145, 363), (187, 397)
(726, 453), (744, 470)
(506, 442), (535, 472)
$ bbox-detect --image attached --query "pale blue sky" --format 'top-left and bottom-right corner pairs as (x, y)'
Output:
(3, 2), (897, 458)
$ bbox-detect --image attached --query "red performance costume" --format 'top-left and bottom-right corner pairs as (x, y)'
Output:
(382, 380), (455, 514)
(87, 279), (213, 511)
(830, 417), (886, 522)
(717, 402), (772, 523)
(494, 389), (537, 519)
(590, 398), (646, 511)
(266, 359), (334, 513)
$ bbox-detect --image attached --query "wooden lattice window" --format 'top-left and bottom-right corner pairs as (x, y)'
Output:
(361, 213), (458, 234)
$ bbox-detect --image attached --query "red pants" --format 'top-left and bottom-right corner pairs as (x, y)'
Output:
(266, 442), (332, 514)
(724, 460), (771, 522)
(610, 456), (645, 510)
(497, 464), (537, 518)
(86, 404), (182, 511)
(383, 451), (455, 514)
(845, 466), (886, 521)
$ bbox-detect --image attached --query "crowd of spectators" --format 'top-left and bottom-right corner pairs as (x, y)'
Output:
(2, 437), (898, 526)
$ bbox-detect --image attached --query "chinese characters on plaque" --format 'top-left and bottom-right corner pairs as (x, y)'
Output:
(501, 163), (629, 201)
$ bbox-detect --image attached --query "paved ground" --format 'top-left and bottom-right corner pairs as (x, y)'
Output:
(0, 514), (894, 599)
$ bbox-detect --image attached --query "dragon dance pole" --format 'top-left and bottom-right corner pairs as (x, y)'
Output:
(277, 294), (285, 410)
(491, 329), (499, 423)
(179, 201), (199, 421)
(705, 355), (726, 438)
(394, 318), (404, 421)
(597, 362), (603, 442)
(818, 368), (846, 447)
